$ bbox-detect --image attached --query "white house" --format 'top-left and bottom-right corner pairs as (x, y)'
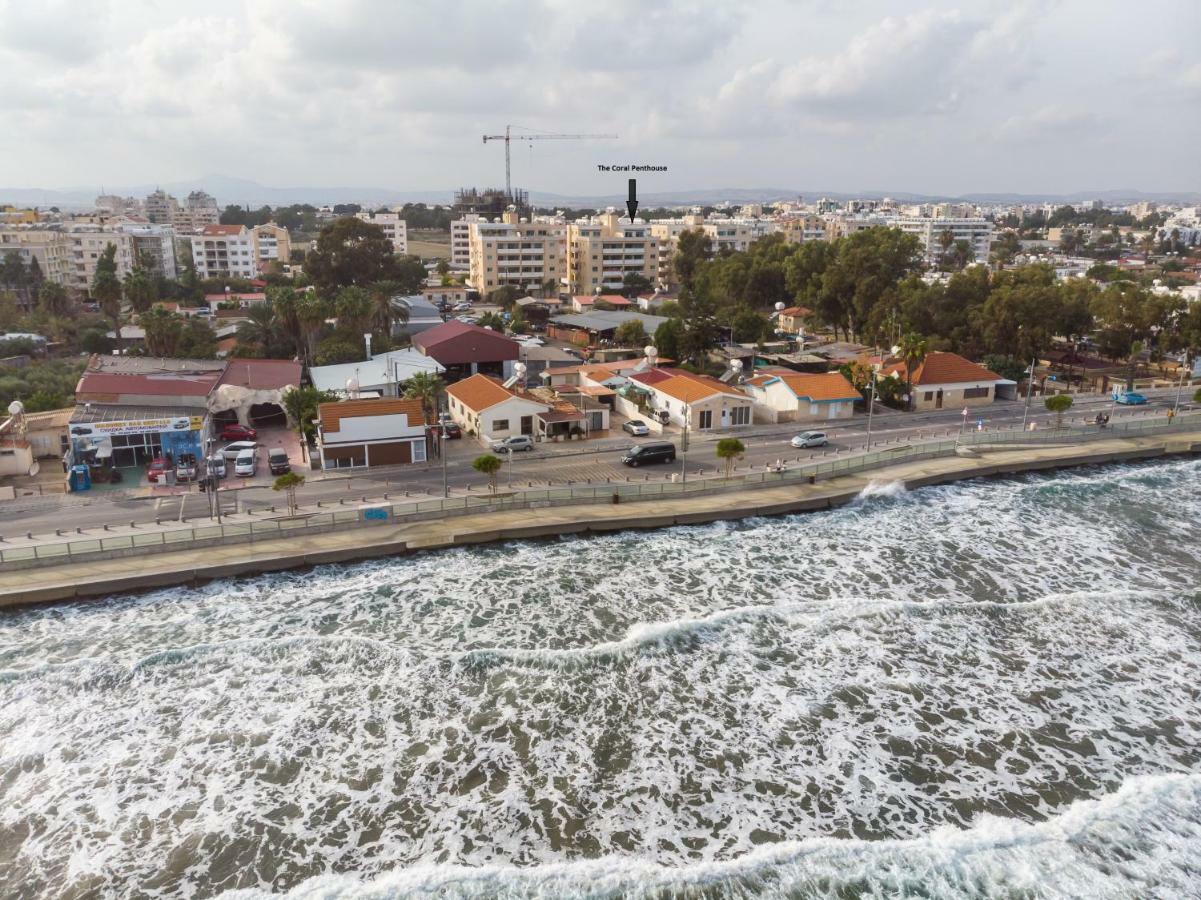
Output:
(628, 370), (752, 431)
(881, 351), (1003, 411)
(316, 397), (428, 470)
(744, 371), (860, 423)
(445, 373), (551, 444)
(309, 349), (445, 398)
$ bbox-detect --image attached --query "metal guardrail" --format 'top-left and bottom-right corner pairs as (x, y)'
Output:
(2, 411), (1197, 568)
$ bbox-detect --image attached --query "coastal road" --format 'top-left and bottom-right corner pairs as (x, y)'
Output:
(4, 388), (1190, 539)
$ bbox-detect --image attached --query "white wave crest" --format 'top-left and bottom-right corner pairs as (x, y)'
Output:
(855, 479), (908, 502)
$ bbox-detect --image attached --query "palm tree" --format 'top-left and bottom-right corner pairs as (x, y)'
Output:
(403, 371), (445, 427)
(368, 280), (408, 337)
(296, 293), (329, 367)
(897, 333), (928, 411)
(268, 286), (304, 358)
(938, 229), (955, 269)
(334, 286), (373, 335)
(236, 303), (277, 356)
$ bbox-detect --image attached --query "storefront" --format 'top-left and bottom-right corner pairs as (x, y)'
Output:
(69, 407), (207, 470)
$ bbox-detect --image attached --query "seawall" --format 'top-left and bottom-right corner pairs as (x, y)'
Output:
(1, 432), (1198, 608)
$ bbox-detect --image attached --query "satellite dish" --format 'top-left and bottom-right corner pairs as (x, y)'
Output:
(644, 345), (657, 359)
(7, 400), (24, 416)
(513, 362), (527, 378)
(345, 377), (360, 398)
(775, 301), (785, 311)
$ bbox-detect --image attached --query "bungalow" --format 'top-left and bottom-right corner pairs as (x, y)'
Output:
(422, 284), (469, 308)
(745, 371), (860, 423)
(631, 370), (753, 431)
(882, 351), (1002, 411)
(316, 397), (428, 470)
(445, 373), (550, 444)
(309, 348), (445, 398)
(776, 306), (812, 334)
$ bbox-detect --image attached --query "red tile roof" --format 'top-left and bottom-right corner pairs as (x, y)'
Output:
(200, 224), (247, 236)
(76, 369), (223, 398)
(446, 373), (542, 413)
(217, 358), (302, 391)
(775, 372), (860, 401)
(411, 320), (519, 365)
(884, 352), (1001, 386)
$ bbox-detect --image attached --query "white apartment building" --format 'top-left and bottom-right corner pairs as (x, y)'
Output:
(356, 211), (408, 253)
(703, 218), (776, 253)
(114, 222), (178, 280)
(189, 224), (257, 279)
(450, 214), (482, 268)
(567, 212), (658, 295)
(895, 217), (994, 267)
(467, 213), (568, 295)
(95, 194), (142, 216)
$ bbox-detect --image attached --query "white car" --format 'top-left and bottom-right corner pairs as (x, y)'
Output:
(221, 440), (258, 461)
(790, 431), (828, 449)
(233, 448), (257, 477)
(623, 420), (650, 436)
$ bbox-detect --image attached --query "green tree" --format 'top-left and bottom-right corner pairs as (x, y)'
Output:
(674, 229), (713, 291)
(897, 333), (928, 411)
(1045, 393), (1074, 429)
(334, 286), (373, 334)
(653, 318), (684, 361)
(715, 437), (745, 478)
(122, 266), (158, 314)
(614, 319), (648, 347)
(282, 385), (336, 449)
(272, 471), (306, 516)
(368, 280), (409, 337)
(472, 454), (503, 493)
(314, 334), (365, 365)
(235, 303), (278, 357)
(296, 292), (330, 366)
(476, 311), (506, 331)
(37, 281), (72, 317)
(177, 317), (217, 358)
(91, 244), (123, 348)
(305, 217), (400, 293)
(991, 231), (1022, 268)
(403, 371), (445, 427)
(819, 228), (924, 341)
(622, 272), (653, 297)
(488, 285), (522, 308)
(140, 305), (183, 356)
(267, 286), (304, 358)
(435, 258), (450, 278)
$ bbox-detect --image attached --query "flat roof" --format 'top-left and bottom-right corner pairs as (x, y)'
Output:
(550, 310), (669, 333)
(70, 403), (205, 424)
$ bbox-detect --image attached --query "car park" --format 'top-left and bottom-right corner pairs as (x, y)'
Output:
(267, 448), (291, 475)
(620, 441), (676, 467)
(147, 454), (173, 482)
(174, 453), (197, 482)
(234, 448), (257, 477)
(623, 420), (650, 436)
(221, 440), (258, 461)
(491, 435), (534, 453)
(790, 431), (829, 448)
(220, 423), (258, 441)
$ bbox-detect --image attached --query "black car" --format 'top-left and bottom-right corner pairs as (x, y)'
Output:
(620, 441), (677, 467)
(267, 448), (291, 475)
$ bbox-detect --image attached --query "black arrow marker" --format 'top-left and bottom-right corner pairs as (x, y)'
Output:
(626, 178), (639, 222)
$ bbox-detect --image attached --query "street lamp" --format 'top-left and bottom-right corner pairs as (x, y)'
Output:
(680, 401), (690, 484)
(865, 363), (881, 450)
(1020, 358), (1036, 431)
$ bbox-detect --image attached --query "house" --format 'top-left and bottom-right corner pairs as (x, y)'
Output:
(744, 371), (860, 423)
(546, 310), (669, 347)
(423, 284), (469, 308)
(881, 351), (1002, 411)
(411, 320), (520, 382)
(316, 397), (428, 470)
(444, 373), (550, 444)
(205, 292), (267, 313)
(23, 407), (72, 458)
(309, 349), (445, 398)
(776, 306), (812, 334)
(628, 370), (753, 431)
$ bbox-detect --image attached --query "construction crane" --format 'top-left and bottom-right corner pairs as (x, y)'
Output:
(483, 125), (618, 199)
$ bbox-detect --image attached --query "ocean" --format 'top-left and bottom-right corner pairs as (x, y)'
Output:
(1, 458), (1199, 898)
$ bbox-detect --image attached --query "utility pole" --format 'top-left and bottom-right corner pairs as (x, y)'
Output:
(440, 399), (449, 499)
(1021, 358), (1035, 431)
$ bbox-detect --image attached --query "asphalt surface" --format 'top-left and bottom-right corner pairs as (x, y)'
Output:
(4, 387), (1189, 539)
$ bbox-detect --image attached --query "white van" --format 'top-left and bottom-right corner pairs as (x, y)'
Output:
(234, 448), (257, 477)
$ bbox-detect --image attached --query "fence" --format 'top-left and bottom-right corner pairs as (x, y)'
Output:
(2, 411), (1198, 570)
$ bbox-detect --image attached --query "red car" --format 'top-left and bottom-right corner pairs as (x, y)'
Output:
(147, 455), (173, 482)
(220, 423), (258, 441)
(428, 422), (462, 439)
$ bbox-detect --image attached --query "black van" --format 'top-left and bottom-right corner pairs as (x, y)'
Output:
(621, 441), (677, 467)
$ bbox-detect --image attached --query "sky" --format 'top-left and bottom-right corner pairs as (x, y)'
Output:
(0, 0), (1197, 198)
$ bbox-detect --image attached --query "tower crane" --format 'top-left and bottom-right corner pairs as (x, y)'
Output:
(482, 125), (618, 199)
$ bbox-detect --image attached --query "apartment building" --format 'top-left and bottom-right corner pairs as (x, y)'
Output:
(780, 215), (827, 243)
(114, 222), (178, 280)
(895, 217), (993, 267)
(251, 223), (292, 264)
(95, 194), (141, 216)
(356, 211), (407, 253)
(0, 230), (73, 288)
(467, 212), (568, 295)
(703, 218), (776, 253)
(189, 224), (257, 279)
(567, 212), (658, 295)
(143, 189), (178, 225)
(450, 214), (482, 268)
(66, 227), (136, 291)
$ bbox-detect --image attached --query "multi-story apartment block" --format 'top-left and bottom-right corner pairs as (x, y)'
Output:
(450, 214), (482, 268)
(251, 223), (292, 265)
(95, 195), (142, 216)
(780, 215), (827, 243)
(895, 217), (994, 268)
(702, 218), (776, 253)
(356, 211), (407, 254)
(0, 230), (73, 290)
(189, 224), (257, 279)
(143, 189), (179, 225)
(114, 222), (178, 280)
(567, 212), (658, 295)
(65, 226), (136, 291)
(467, 212), (567, 295)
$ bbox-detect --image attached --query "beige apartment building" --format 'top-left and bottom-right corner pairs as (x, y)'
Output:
(780, 215), (827, 243)
(356, 211), (407, 253)
(0, 229), (74, 290)
(567, 212), (658, 295)
(251, 223), (292, 265)
(467, 212), (567, 295)
(450, 214), (482, 268)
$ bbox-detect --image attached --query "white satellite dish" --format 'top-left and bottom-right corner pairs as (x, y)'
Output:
(719, 357), (745, 384)
(7, 400), (24, 416)
(502, 361), (528, 389)
(774, 301), (786, 311)
(345, 377), (360, 398)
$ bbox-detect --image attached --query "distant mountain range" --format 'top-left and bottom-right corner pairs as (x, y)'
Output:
(2, 175), (1198, 210)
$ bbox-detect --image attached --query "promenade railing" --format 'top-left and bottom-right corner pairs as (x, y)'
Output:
(1, 410), (1197, 569)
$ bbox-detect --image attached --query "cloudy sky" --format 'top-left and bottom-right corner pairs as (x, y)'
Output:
(0, 0), (1196, 197)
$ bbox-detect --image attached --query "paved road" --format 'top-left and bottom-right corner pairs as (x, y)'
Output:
(4, 388), (1189, 539)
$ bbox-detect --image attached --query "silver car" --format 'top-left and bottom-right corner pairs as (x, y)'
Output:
(491, 435), (534, 453)
(790, 431), (828, 448)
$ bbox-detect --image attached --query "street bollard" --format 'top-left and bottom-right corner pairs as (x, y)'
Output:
(130, 521), (136, 528)
(56, 529), (63, 536)
(155, 517), (161, 525)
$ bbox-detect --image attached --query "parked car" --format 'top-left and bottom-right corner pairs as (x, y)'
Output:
(146, 454), (173, 482)
(234, 448), (257, 477)
(491, 435), (535, 453)
(174, 453), (197, 482)
(429, 421), (462, 439)
(207, 454), (227, 479)
(620, 441), (677, 467)
(220, 423), (258, 441)
(221, 440), (258, 461)
(267, 447), (291, 475)
(1113, 391), (1148, 405)
(790, 431), (829, 449)
(453, 302), (471, 311)
(623, 420), (650, 436)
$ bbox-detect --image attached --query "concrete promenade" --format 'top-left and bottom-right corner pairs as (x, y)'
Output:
(2, 429), (1198, 608)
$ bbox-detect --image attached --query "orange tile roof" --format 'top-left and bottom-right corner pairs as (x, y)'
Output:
(319, 397), (426, 433)
(779, 306), (812, 317)
(885, 351), (1000, 386)
(200, 224), (246, 236)
(652, 372), (747, 403)
(445, 373), (529, 413)
(776, 371), (860, 401)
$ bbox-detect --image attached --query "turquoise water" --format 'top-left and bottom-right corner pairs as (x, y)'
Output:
(1, 459), (1200, 898)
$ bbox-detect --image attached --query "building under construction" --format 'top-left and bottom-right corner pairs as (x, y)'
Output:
(453, 187), (529, 220)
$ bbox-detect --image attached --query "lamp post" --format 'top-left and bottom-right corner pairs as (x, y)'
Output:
(865, 364), (881, 450)
(680, 401), (690, 484)
(958, 407), (969, 443)
(1173, 354), (1191, 417)
(1021, 358), (1036, 431)
(439, 399), (449, 498)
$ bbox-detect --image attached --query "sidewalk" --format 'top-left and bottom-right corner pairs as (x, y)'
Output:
(2, 429), (1197, 608)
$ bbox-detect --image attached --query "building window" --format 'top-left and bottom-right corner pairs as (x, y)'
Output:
(698, 409), (713, 429)
(924, 391), (934, 401)
(492, 418), (509, 432)
(412, 439), (427, 463)
(730, 406), (750, 426)
(963, 386), (991, 399)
